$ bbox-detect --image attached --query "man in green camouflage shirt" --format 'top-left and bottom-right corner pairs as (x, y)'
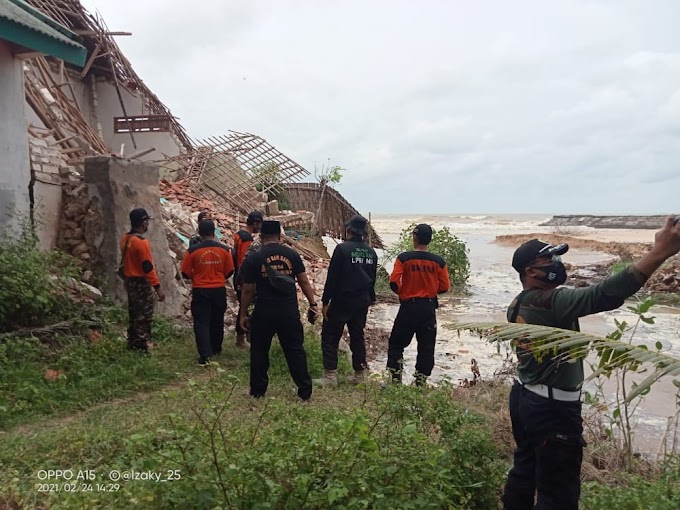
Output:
(502, 215), (680, 510)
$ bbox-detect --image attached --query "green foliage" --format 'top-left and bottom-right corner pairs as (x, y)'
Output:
(0, 312), (193, 430)
(253, 162), (291, 210)
(386, 223), (471, 287)
(611, 260), (632, 275)
(0, 226), (80, 331)
(581, 462), (680, 510)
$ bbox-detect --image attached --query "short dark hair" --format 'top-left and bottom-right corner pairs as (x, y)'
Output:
(198, 220), (215, 237)
(197, 211), (210, 222)
(247, 211), (264, 225)
(413, 224), (433, 245)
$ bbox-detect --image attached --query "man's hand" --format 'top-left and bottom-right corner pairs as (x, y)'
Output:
(156, 288), (166, 302)
(652, 215), (680, 259)
(322, 304), (329, 321)
(239, 315), (249, 332)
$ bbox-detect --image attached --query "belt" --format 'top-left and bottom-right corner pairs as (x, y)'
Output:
(400, 297), (437, 304)
(519, 380), (581, 402)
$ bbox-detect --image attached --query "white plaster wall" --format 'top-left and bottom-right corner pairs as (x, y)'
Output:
(96, 80), (182, 160)
(0, 42), (31, 232)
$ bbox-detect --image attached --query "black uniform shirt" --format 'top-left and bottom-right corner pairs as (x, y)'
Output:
(322, 238), (378, 305)
(241, 243), (306, 307)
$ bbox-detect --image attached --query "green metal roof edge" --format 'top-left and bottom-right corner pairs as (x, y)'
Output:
(6, 0), (81, 43)
(0, 17), (86, 65)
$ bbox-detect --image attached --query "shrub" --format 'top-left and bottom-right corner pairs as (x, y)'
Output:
(0, 226), (79, 331)
(385, 223), (471, 287)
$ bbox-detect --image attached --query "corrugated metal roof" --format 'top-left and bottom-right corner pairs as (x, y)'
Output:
(0, 0), (83, 49)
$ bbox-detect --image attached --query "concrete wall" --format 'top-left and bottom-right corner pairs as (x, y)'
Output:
(84, 156), (182, 316)
(0, 42), (31, 232)
(96, 80), (182, 160)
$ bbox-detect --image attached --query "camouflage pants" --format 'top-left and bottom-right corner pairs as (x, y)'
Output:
(125, 277), (155, 350)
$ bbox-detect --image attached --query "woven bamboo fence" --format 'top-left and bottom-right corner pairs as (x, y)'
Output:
(282, 183), (384, 249)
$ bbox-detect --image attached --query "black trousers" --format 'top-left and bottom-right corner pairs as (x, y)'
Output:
(320, 298), (369, 371)
(386, 299), (437, 380)
(191, 287), (227, 360)
(502, 382), (585, 510)
(249, 305), (312, 400)
(235, 284), (248, 336)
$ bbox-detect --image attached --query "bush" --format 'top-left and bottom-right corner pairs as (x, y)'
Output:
(581, 462), (680, 510)
(113, 382), (504, 510)
(0, 227), (79, 331)
(385, 223), (471, 287)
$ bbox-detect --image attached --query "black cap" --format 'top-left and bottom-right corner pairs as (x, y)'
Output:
(345, 215), (368, 235)
(198, 220), (215, 237)
(197, 210), (211, 222)
(247, 211), (264, 225)
(512, 239), (569, 273)
(413, 223), (433, 244)
(260, 220), (281, 236)
(130, 208), (153, 226)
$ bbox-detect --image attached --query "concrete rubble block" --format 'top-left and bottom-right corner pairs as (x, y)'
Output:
(84, 156), (182, 316)
(266, 200), (279, 216)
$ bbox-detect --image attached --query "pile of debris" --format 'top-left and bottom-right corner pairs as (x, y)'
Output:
(57, 180), (99, 274)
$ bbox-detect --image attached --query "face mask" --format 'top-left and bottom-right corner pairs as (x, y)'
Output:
(534, 262), (567, 285)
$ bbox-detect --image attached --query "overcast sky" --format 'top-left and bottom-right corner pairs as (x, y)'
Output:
(84, 0), (680, 215)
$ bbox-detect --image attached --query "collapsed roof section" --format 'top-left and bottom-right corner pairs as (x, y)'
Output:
(160, 131), (310, 215)
(24, 0), (192, 154)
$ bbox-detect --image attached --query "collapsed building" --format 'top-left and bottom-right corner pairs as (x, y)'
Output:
(0, 0), (383, 316)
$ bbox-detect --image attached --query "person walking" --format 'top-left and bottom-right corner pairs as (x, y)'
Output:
(181, 220), (234, 366)
(386, 224), (450, 386)
(232, 210), (264, 348)
(189, 210), (212, 247)
(316, 215), (378, 386)
(119, 208), (165, 353)
(502, 215), (680, 510)
(238, 220), (317, 401)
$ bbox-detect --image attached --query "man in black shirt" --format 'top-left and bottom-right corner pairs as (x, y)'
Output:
(317, 215), (378, 386)
(239, 220), (318, 400)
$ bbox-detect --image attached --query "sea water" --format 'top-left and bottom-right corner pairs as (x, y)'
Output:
(366, 213), (680, 452)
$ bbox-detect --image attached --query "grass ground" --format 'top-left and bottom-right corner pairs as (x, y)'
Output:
(0, 310), (678, 509)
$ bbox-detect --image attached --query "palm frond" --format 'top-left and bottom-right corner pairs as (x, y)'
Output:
(451, 322), (680, 403)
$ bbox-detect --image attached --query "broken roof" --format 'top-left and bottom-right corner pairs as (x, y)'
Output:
(0, 0), (86, 65)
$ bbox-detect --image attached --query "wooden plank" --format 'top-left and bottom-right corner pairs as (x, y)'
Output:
(73, 30), (132, 36)
(128, 147), (156, 159)
(80, 43), (101, 78)
(59, 147), (85, 154)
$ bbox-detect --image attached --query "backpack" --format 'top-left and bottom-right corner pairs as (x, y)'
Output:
(263, 259), (297, 295)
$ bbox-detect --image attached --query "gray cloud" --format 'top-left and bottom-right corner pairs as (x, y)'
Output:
(84, 0), (680, 214)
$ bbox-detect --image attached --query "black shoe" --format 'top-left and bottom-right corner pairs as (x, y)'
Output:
(197, 358), (211, 367)
(128, 345), (150, 355)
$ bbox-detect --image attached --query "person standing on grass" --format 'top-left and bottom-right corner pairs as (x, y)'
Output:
(120, 208), (165, 353)
(238, 220), (317, 401)
(386, 224), (450, 386)
(189, 210), (212, 247)
(502, 215), (680, 510)
(232, 211), (264, 348)
(181, 220), (234, 366)
(316, 215), (378, 386)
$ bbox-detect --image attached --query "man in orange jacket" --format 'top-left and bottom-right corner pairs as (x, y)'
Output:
(120, 208), (166, 353)
(386, 224), (450, 385)
(182, 220), (235, 366)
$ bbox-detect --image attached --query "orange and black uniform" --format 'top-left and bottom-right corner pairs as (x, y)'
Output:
(181, 240), (234, 361)
(120, 232), (161, 351)
(386, 251), (450, 382)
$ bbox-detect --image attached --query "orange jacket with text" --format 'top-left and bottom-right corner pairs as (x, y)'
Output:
(389, 251), (450, 300)
(120, 233), (161, 288)
(181, 240), (234, 288)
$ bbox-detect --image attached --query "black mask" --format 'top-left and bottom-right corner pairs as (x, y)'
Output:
(533, 262), (567, 285)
